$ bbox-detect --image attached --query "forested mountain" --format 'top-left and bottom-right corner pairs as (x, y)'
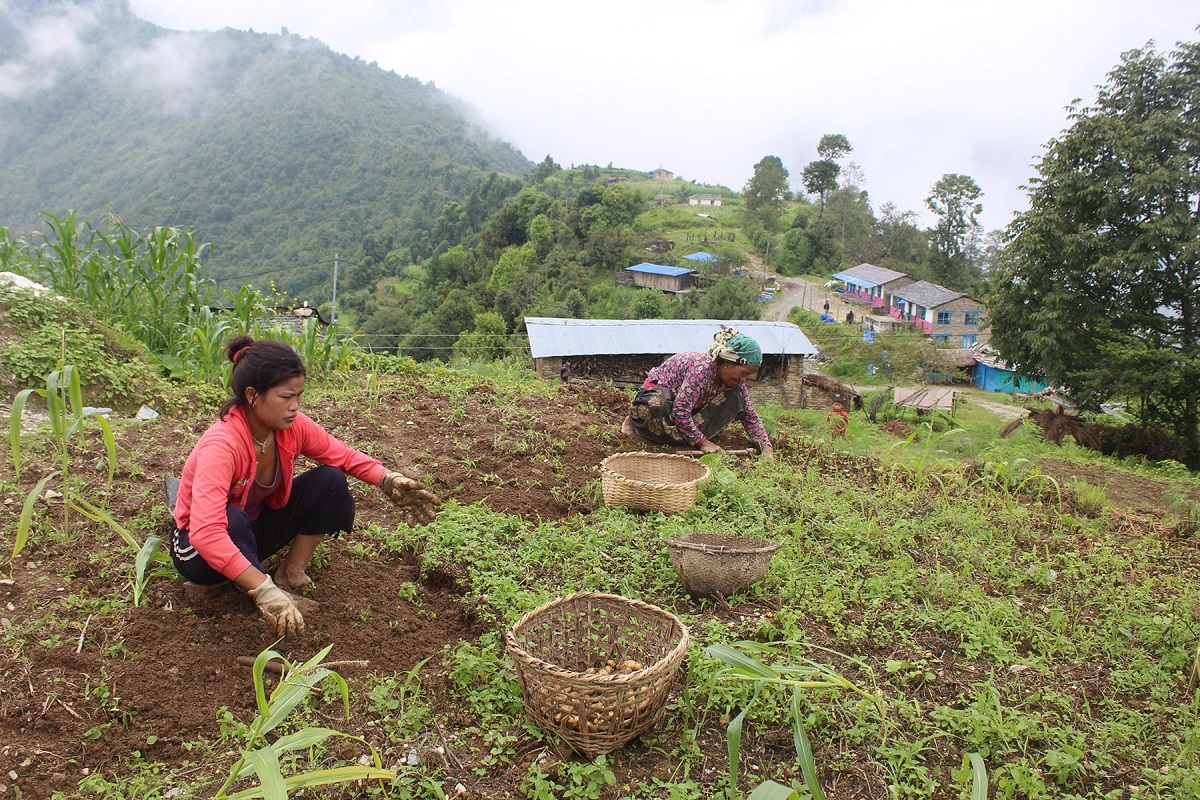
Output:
(0, 0), (531, 293)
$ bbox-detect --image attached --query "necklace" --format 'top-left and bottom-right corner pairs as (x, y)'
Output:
(252, 432), (272, 454)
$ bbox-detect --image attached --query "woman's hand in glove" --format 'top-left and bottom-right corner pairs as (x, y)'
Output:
(248, 576), (305, 637)
(381, 471), (441, 524)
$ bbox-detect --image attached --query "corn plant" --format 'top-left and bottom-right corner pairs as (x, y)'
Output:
(9, 359), (117, 560)
(7, 359), (163, 606)
(131, 536), (166, 607)
(885, 422), (966, 491)
(212, 644), (395, 799)
(29, 213), (214, 354)
(705, 641), (886, 800)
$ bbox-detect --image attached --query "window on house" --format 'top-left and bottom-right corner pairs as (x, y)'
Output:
(932, 334), (950, 343)
(936, 310), (953, 326)
(964, 311), (981, 326)
(961, 334), (977, 348)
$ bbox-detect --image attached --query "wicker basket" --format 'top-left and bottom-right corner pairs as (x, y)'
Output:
(505, 592), (690, 758)
(667, 534), (781, 597)
(600, 452), (710, 514)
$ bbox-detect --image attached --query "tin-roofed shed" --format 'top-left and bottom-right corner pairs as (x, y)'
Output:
(525, 317), (819, 408)
(618, 263), (698, 293)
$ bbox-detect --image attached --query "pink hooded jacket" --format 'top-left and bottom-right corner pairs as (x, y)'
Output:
(172, 405), (387, 580)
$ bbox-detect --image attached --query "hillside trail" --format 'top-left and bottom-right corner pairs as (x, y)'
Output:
(758, 269), (856, 323)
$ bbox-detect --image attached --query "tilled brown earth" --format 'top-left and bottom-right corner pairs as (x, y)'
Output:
(0, 379), (1187, 798)
(0, 380), (765, 798)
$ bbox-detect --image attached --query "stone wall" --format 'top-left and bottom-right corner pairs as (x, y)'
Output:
(930, 297), (990, 344)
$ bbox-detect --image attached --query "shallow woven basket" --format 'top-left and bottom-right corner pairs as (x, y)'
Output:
(505, 592), (690, 758)
(667, 534), (781, 597)
(600, 452), (710, 514)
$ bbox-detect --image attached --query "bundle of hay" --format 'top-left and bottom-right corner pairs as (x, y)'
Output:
(999, 404), (1101, 452)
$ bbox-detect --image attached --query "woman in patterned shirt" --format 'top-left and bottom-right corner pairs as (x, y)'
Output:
(621, 328), (774, 459)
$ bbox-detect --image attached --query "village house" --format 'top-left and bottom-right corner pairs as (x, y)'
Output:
(888, 281), (989, 348)
(688, 193), (723, 207)
(617, 263), (698, 294)
(524, 317), (818, 409)
(648, 168), (674, 180)
(831, 263), (915, 310)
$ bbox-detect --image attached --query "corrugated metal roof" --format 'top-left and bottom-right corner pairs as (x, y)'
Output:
(832, 263), (910, 287)
(524, 318), (819, 358)
(891, 280), (966, 308)
(626, 263), (696, 277)
(683, 252), (718, 262)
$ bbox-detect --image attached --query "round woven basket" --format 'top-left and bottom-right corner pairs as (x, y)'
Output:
(504, 592), (690, 758)
(667, 534), (781, 597)
(600, 452), (710, 514)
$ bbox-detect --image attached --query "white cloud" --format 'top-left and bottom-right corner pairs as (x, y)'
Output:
(125, 0), (1200, 230)
(0, 3), (97, 99)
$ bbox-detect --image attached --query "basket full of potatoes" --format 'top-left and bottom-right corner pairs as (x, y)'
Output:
(504, 592), (690, 758)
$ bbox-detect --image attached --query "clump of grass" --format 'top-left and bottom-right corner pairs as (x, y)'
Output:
(1066, 477), (1107, 518)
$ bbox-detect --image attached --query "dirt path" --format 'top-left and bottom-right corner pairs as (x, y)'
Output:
(760, 276), (858, 323)
(960, 392), (1029, 421)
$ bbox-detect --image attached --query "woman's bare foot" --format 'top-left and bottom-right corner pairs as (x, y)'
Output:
(274, 570), (313, 594)
(620, 417), (636, 437)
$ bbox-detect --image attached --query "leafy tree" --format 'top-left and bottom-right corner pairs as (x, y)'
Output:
(743, 155), (791, 227)
(875, 202), (928, 268)
(486, 246), (529, 294)
(631, 289), (666, 319)
(564, 289), (587, 318)
(802, 134), (853, 224)
(925, 173), (983, 289)
(695, 276), (761, 320)
(825, 186), (876, 267)
(817, 133), (853, 162)
(988, 38), (1200, 465)
(427, 245), (478, 287)
(530, 155), (563, 183)
(403, 288), (479, 362)
(453, 311), (510, 361)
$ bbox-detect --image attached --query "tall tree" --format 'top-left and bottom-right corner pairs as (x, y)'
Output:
(743, 155), (791, 227)
(925, 173), (983, 288)
(802, 134), (853, 223)
(816, 133), (853, 162)
(988, 38), (1200, 465)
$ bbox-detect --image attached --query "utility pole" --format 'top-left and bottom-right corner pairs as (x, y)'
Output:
(331, 253), (338, 326)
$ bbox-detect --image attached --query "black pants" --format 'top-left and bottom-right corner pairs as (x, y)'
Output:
(628, 385), (748, 446)
(170, 466), (354, 585)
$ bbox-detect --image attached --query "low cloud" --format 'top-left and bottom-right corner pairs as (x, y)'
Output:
(0, 2), (96, 99)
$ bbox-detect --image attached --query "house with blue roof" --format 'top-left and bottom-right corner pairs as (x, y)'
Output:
(619, 263), (698, 294)
(831, 263), (914, 309)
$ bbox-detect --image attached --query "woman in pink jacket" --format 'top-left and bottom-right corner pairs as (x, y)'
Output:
(171, 336), (438, 637)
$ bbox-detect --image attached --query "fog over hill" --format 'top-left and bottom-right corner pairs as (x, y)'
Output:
(0, 0), (531, 294)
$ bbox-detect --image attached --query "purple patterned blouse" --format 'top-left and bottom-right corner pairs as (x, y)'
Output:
(644, 351), (769, 445)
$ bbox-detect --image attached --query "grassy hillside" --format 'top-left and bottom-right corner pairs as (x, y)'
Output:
(0, 0), (530, 294)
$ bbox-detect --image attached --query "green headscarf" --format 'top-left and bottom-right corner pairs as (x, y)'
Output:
(708, 327), (762, 366)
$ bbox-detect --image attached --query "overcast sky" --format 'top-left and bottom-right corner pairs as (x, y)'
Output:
(126, 0), (1198, 232)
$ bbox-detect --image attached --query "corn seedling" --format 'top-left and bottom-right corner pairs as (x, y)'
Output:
(961, 752), (988, 800)
(9, 359), (117, 560)
(132, 536), (165, 607)
(706, 641), (886, 800)
(885, 422), (965, 491)
(212, 644), (395, 799)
